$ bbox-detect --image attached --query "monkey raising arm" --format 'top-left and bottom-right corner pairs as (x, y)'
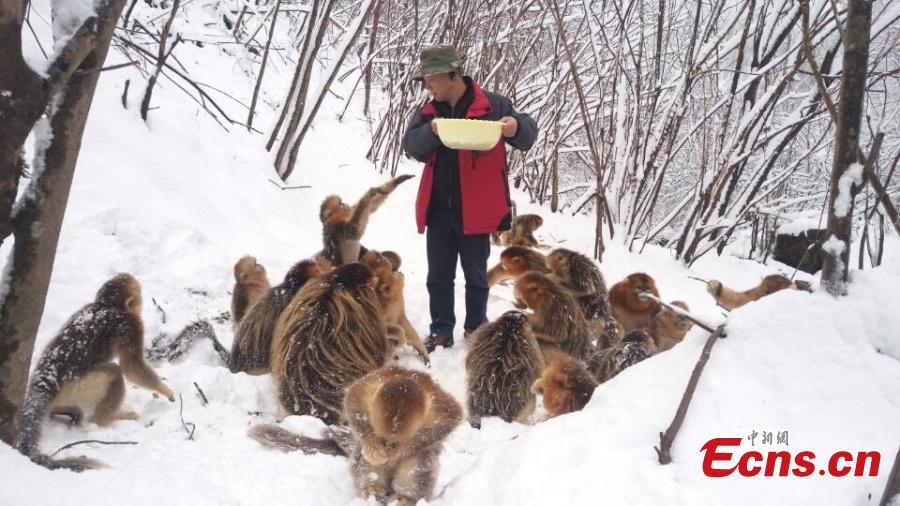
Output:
(115, 321), (174, 401)
(346, 176), (415, 238)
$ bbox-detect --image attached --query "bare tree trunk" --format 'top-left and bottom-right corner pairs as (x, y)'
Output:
(0, 2), (102, 248)
(247, 0), (283, 131)
(548, 0), (607, 260)
(0, 0), (126, 446)
(363, 0), (382, 117)
(280, 0), (376, 180)
(820, 0), (872, 296)
(140, 0), (182, 121)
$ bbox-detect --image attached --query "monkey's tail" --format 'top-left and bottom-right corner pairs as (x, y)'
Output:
(247, 423), (351, 456)
(147, 319), (230, 365)
(17, 383), (104, 472)
(30, 453), (106, 472)
(17, 382), (55, 459)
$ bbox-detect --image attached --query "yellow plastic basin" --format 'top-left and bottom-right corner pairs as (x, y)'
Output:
(433, 118), (503, 151)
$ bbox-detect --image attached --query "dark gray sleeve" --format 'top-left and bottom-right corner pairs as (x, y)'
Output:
(499, 97), (538, 151)
(402, 110), (441, 163)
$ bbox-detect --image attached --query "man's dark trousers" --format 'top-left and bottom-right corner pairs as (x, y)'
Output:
(426, 212), (490, 338)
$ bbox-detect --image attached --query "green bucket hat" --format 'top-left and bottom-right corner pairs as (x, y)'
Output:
(411, 45), (461, 81)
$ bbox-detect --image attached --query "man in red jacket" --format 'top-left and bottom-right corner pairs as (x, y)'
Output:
(402, 45), (538, 351)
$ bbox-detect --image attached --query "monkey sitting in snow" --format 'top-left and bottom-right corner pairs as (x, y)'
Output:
(18, 274), (174, 471)
(249, 365), (462, 505)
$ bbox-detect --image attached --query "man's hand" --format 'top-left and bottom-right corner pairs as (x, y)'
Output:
(430, 120), (440, 136)
(499, 116), (518, 138)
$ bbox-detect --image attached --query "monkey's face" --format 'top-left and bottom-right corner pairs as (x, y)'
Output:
(707, 279), (723, 297)
(512, 281), (539, 310)
(628, 273), (657, 296)
(381, 251), (402, 271)
(320, 195), (352, 224)
(503, 255), (527, 276)
(545, 250), (569, 275)
(376, 272), (404, 305)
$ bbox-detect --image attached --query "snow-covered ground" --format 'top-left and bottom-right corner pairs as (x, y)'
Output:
(3, 2), (900, 505)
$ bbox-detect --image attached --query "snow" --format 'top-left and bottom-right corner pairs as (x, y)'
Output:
(3, 2), (900, 505)
(834, 163), (864, 218)
(822, 234), (846, 257)
(776, 209), (825, 236)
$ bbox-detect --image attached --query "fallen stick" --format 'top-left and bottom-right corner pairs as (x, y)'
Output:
(50, 439), (138, 458)
(194, 382), (209, 406)
(179, 394), (196, 441)
(655, 323), (728, 464)
(638, 291), (721, 335)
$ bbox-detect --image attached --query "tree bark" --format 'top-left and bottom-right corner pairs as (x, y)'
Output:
(820, 0), (872, 296)
(0, 0), (126, 446)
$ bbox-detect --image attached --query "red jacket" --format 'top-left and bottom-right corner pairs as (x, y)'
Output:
(402, 79), (538, 235)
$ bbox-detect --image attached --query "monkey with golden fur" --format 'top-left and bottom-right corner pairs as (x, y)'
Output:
(465, 310), (545, 428)
(706, 274), (795, 311)
(487, 246), (549, 287)
(545, 248), (619, 347)
(249, 365), (462, 505)
(360, 250), (430, 364)
(317, 175), (414, 267)
(532, 353), (598, 418)
(17, 274), (175, 470)
(497, 214), (543, 247)
(229, 259), (324, 374)
(231, 256), (271, 326)
(608, 272), (661, 333)
(649, 300), (694, 351)
(587, 329), (657, 384)
(271, 263), (393, 424)
(513, 272), (594, 362)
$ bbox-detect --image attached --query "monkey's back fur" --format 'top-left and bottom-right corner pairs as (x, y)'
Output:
(271, 263), (391, 424)
(465, 311), (545, 427)
(540, 289), (595, 361)
(587, 329), (657, 383)
(230, 260), (320, 374)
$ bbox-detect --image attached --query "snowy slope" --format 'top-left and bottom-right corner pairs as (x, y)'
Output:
(3, 3), (900, 505)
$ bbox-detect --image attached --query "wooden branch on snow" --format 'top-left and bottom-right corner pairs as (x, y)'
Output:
(50, 439), (138, 458)
(268, 179), (311, 190)
(151, 297), (167, 324)
(179, 394), (196, 441)
(193, 382), (209, 406)
(655, 324), (728, 465)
